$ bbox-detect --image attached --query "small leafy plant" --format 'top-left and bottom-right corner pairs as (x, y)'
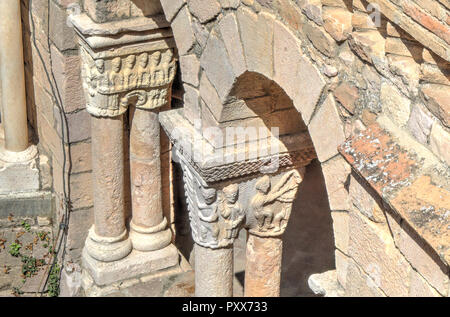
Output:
(21, 220), (31, 232)
(9, 242), (21, 257)
(47, 264), (60, 297)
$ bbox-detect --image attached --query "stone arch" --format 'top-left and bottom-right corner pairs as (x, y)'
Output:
(161, 2), (349, 213)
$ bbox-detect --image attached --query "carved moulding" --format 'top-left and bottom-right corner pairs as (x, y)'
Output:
(71, 13), (177, 117)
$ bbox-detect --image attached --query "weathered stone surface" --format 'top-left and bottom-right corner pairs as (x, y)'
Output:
(273, 20), (325, 124)
(219, 0), (240, 9)
(421, 83), (450, 128)
(335, 249), (348, 289)
(407, 104), (434, 145)
(160, 0), (185, 22)
(171, 6), (195, 55)
(219, 13), (247, 77)
(199, 73), (223, 122)
(409, 269), (442, 297)
(183, 84), (201, 125)
(323, 7), (352, 42)
(188, 0), (221, 23)
(309, 95), (346, 162)
(430, 123), (450, 165)
(345, 257), (386, 297)
(303, 20), (338, 57)
(349, 208), (411, 296)
(301, 0), (323, 26)
(200, 31), (236, 102)
(322, 156), (351, 211)
(179, 55), (200, 87)
(380, 82), (411, 127)
(331, 211), (349, 253)
(349, 30), (385, 64)
(308, 270), (343, 296)
(237, 8), (274, 79)
(334, 83), (359, 114)
(349, 175), (385, 223)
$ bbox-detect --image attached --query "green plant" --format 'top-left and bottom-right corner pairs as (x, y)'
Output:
(9, 242), (21, 257)
(21, 220), (31, 232)
(47, 264), (60, 297)
(21, 256), (38, 278)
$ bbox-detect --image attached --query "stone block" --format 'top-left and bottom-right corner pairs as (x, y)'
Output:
(409, 269), (442, 297)
(187, 0), (221, 23)
(183, 84), (201, 125)
(179, 55), (200, 87)
(333, 83), (359, 114)
(349, 174), (385, 223)
(348, 30), (385, 64)
(331, 211), (349, 253)
(308, 95), (345, 162)
(430, 122), (450, 165)
(301, 0), (323, 26)
(421, 83), (450, 128)
(54, 107), (91, 144)
(200, 31), (236, 102)
(199, 73), (223, 122)
(335, 249), (349, 289)
(380, 81), (411, 127)
(345, 257), (386, 297)
(171, 6), (196, 56)
(49, 0), (77, 51)
(237, 7), (274, 79)
(322, 156), (351, 211)
(407, 103), (434, 144)
(348, 208), (411, 296)
(160, 0), (185, 22)
(219, 13), (247, 77)
(303, 20), (338, 57)
(273, 20), (325, 124)
(420, 63), (450, 86)
(82, 244), (179, 286)
(323, 7), (352, 42)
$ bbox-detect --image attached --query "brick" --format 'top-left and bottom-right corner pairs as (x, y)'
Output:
(303, 20), (338, 57)
(179, 55), (200, 87)
(323, 7), (352, 42)
(187, 0), (221, 23)
(421, 83), (450, 128)
(160, 0), (185, 22)
(219, 13), (247, 77)
(430, 123), (450, 165)
(237, 7), (274, 79)
(380, 82), (411, 127)
(171, 6), (196, 56)
(273, 20), (325, 124)
(200, 31), (236, 102)
(322, 156), (352, 211)
(308, 94), (346, 162)
(407, 103), (434, 144)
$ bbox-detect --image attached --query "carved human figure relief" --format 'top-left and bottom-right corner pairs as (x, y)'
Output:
(180, 159), (245, 249)
(109, 57), (123, 92)
(123, 54), (137, 90)
(249, 169), (303, 237)
(137, 52), (149, 87)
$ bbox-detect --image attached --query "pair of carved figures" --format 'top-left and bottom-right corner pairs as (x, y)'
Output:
(182, 161), (303, 248)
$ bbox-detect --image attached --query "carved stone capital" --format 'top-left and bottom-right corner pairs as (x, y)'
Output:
(180, 157), (246, 249)
(71, 13), (176, 117)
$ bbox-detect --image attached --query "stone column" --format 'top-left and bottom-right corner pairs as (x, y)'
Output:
(71, 11), (180, 290)
(84, 114), (132, 262)
(0, 0), (28, 152)
(129, 107), (172, 251)
(178, 158), (244, 297)
(244, 169), (305, 297)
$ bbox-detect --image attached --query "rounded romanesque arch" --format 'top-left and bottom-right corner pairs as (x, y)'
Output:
(160, 1), (349, 212)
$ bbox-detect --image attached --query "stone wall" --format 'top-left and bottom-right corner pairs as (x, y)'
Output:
(160, 0), (449, 296)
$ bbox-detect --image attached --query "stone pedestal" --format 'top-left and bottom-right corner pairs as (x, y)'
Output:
(160, 109), (311, 297)
(71, 10), (179, 290)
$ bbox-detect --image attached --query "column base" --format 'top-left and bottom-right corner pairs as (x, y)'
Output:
(84, 226), (133, 262)
(82, 243), (180, 287)
(130, 218), (172, 252)
(0, 144), (40, 194)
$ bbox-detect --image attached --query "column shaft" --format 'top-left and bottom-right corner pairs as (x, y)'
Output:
(129, 107), (171, 251)
(0, 0), (29, 152)
(91, 115), (126, 237)
(195, 244), (233, 297)
(244, 234), (283, 297)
